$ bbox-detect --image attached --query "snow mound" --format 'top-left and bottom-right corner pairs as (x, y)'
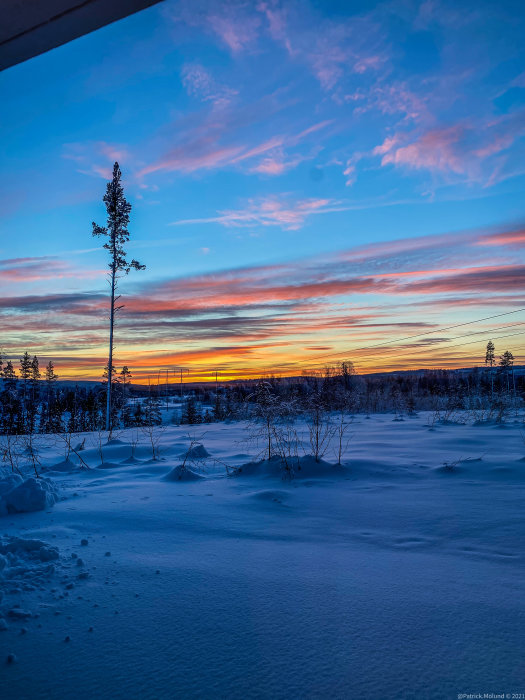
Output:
(178, 444), (210, 459)
(163, 465), (205, 482)
(96, 462), (124, 470)
(106, 439), (127, 446)
(248, 489), (290, 503)
(120, 456), (143, 465)
(0, 474), (23, 496)
(46, 458), (78, 473)
(0, 476), (58, 516)
(235, 454), (345, 479)
(434, 465), (466, 475)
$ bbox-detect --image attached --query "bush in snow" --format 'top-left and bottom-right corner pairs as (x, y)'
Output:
(245, 381), (299, 463)
(306, 393), (336, 463)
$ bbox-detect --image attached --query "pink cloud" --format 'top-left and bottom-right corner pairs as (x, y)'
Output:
(181, 63), (238, 107)
(343, 161), (357, 186)
(0, 256), (103, 284)
(352, 84), (427, 123)
(211, 14), (260, 52)
(372, 135), (402, 156)
(474, 133), (516, 159)
(138, 135), (285, 178)
(172, 195), (343, 230)
(379, 125), (467, 174)
(370, 110), (525, 185)
(299, 119), (334, 137)
(137, 102), (331, 178)
(63, 141), (129, 180)
(138, 145), (245, 177)
(172, 0), (261, 53)
(250, 150), (309, 175)
(97, 142), (129, 163)
(251, 157), (292, 175)
(231, 136), (284, 162)
(476, 229), (525, 248)
(257, 0), (291, 51)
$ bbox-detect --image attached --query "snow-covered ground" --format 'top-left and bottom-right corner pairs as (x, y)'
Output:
(1, 413), (524, 699)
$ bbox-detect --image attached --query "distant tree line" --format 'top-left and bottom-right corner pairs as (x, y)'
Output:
(179, 351), (522, 425)
(0, 354), (162, 435)
(0, 346), (521, 434)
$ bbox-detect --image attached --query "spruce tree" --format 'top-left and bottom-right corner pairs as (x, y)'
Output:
(485, 341), (495, 367)
(500, 350), (514, 369)
(20, 351), (31, 384)
(45, 361), (58, 383)
(120, 366), (132, 386)
(26, 355), (41, 433)
(182, 396), (201, 425)
(485, 341), (495, 395)
(102, 363), (118, 384)
(3, 360), (16, 383)
(133, 402), (145, 426)
(120, 366), (133, 427)
(2, 361), (19, 434)
(213, 392), (224, 421)
(92, 162), (145, 432)
(30, 356), (41, 400)
(499, 350), (514, 392)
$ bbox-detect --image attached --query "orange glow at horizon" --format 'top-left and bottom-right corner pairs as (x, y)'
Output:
(1, 224), (524, 383)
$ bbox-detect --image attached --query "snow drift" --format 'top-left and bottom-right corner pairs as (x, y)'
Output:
(234, 454), (346, 479)
(163, 465), (205, 481)
(0, 475), (58, 516)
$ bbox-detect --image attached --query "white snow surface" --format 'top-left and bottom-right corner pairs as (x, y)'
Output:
(1, 413), (524, 699)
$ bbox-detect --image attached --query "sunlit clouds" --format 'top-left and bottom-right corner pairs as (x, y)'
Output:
(0, 224), (524, 381)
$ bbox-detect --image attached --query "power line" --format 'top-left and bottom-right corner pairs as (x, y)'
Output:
(221, 320), (525, 377)
(299, 328), (525, 373)
(267, 307), (525, 370)
(136, 309), (525, 383)
(312, 321), (525, 362)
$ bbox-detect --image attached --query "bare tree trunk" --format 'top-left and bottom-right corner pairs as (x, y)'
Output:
(106, 262), (116, 432)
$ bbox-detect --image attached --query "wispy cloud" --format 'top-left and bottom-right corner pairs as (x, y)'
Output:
(171, 195), (347, 230)
(368, 110), (525, 186)
(0, 257), (103, 284)
(377, 125), (468, 176)
(181, 63), (238, 107)
(137, 105), (331, 178)
(62, 141), (130, 180)
(170, 0), (261, 53)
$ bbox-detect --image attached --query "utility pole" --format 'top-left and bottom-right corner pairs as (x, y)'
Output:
(177, 368), (189, 399)
(210, 369), (220, 393)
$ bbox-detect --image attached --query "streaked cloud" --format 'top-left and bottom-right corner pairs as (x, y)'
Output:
(171, 195), (346, 230)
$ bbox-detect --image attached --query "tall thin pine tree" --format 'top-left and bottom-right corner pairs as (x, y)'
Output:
(93, 163), (145, 432)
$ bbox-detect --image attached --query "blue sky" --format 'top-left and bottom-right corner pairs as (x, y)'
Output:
(1, 0), (524, 379)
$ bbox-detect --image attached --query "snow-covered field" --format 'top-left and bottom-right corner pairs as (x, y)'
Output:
(1, 413), (524, 699)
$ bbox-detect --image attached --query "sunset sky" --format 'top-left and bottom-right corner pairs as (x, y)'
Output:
(1, 0), (524, 382)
